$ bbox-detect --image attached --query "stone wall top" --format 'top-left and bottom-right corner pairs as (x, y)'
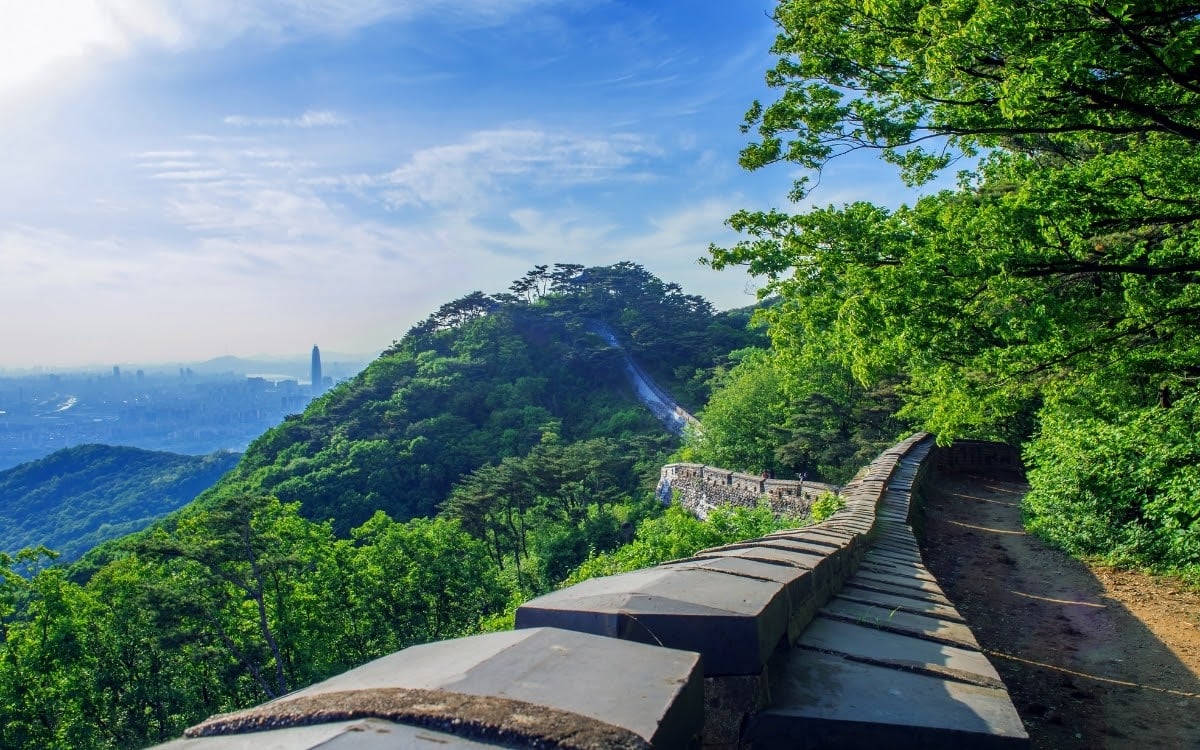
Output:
(518, 432), (943, 744)
(154, 628), (704, 749)
(747, 436), (1029, 748)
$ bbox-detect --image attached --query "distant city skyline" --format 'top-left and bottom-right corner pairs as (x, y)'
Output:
(0, 1), (937, 368)
(0, 364), (331, 471)
(0, 348), (376, 375)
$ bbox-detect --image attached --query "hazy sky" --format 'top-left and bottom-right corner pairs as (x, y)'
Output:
(1, 0), (918, 367)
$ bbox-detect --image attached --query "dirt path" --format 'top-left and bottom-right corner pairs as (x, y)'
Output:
(918, 469), (1200, 749)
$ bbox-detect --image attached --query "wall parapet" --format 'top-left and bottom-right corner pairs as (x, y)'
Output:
(658, 462), (841, 519)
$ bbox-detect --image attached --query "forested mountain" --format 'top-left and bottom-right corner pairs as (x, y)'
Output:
(0, 263), (773, 750)
(204, 261), (759, 533)
(0, 446), (239, 561)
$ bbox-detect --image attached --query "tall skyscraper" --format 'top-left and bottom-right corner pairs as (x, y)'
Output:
(311, 346), (323, 395)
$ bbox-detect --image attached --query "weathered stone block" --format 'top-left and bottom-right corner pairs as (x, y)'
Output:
(165, 628), (704, 750)
(837, 584), (965, 622)
(757, 532), (842, 552)
(151, 718), (508, 749)
(798, 617), (1001, 686)
(661, 556), (816, 609)
(702, 669), (770, 748)
(516, 567), (789, 676)
(863, 548), (924, 567)
(821, 595), (979, 649)
(858, 560), (939, 583)
(842, 577), (954, 607)
(693, 544), (833, 582)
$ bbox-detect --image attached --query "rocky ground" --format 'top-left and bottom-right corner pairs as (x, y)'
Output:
(919, 469), (1200, 749)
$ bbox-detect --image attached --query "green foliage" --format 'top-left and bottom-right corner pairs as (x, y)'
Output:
(808, 491), (843, 523)
(1024, 394), (1200, 579)
(683, 348), (789, 475)
(444, 433), (662, 593)
(0, 262), (769, 750)
(0, 495), (518, 750)
(129, 494), (342, 700)
(344, 513), (507, 652)
(684, 347), (908, 482)
(737, 0), (1200, 197)
(713, 0), (1200, 573)
(715, 0), (1200, 436)
(0, 446), (239, 561)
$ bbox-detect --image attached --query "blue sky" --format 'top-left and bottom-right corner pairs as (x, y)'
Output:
(0, 0), (918, 368)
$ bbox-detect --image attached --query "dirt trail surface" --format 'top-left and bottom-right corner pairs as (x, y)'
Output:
(918, 468), (1200, 749)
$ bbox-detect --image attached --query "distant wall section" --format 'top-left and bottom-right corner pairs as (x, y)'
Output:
(658, 463), (841, 519)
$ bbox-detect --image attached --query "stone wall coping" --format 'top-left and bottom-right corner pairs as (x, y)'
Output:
(743, 433), (1028, 748)
(515, 566), (791, 676)
(660, 463), (840, 492)
(154, 627), (704, 750)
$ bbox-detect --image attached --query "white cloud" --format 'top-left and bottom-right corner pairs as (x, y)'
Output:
(0, 0), (793, 367)
(223, 110), (348, 128)
(137, 160), (206, 169)
(0, 225), (160, 291)
(1, 116), (754, 366)
(167, 0), (554, 43)
(165, 178), (322, 239)
(151, 169), (231, 181)
(381, 128), (662, 210)
(447, 207), (617, 259)
(134, 149), (200, 160)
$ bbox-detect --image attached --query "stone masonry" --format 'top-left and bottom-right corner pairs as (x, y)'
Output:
(658, 463), (841, 519)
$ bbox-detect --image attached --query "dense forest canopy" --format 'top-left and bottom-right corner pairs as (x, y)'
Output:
(707, 0), (1200, 576)
(681, 346), (907, 483)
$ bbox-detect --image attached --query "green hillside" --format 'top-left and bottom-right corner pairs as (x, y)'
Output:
(202, 262), (760, 533)
(0, 445), (238, 561)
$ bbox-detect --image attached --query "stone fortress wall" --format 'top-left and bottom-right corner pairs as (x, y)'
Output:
(151, 435), (1029, 750)
(658, 462), (842, 518)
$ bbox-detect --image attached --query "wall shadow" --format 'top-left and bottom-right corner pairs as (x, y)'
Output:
(918, 460), (1200, 750)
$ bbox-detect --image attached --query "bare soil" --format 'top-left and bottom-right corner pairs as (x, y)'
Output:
(918, 468), (1200, 749)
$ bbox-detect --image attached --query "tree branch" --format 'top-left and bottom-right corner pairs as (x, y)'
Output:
(1014, 260), (1200, 278)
